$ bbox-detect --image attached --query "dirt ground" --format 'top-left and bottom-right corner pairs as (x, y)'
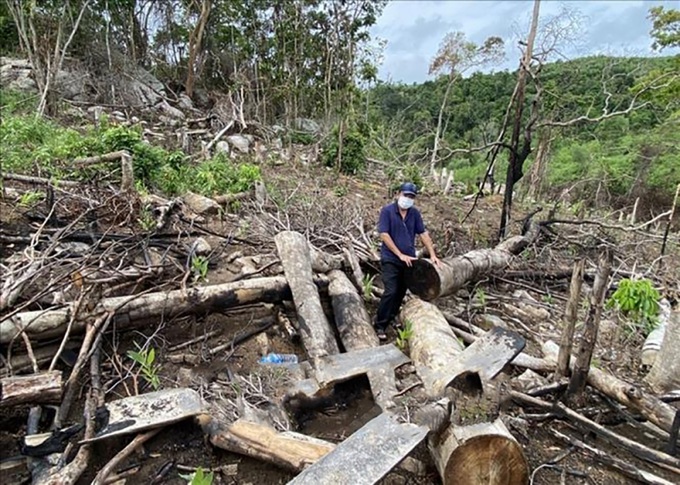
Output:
(1, 161), (679, 484)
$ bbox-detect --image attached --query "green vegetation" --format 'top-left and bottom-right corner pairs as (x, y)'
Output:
(0, 93), (261, 197)
(180, 467), (214, 485)
(361, 274), (376, 301)
(396, 319), (414, 351)
(191, 255), (209, 283)
(127, 344), (161, 391)
(607, 278), (661, 335)
(323, 121), (368, 175)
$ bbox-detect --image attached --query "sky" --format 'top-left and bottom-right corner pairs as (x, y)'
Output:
(371, 0), (679, 84)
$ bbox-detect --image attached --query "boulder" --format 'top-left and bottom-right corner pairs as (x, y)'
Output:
(183, 192), (220, 216)
(178, 94), (194, 111)
(157, 101), (185, 120)
(0, 58), (36, 92)
(227, 134), (251, 154)
(293, 118), (321, 133)
(215, 141), (230, 156)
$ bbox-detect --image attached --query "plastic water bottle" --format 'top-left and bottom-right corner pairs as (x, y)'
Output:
(259, 353), (298, 364)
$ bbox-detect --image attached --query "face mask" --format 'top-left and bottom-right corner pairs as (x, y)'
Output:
(398, 196), (414, 209)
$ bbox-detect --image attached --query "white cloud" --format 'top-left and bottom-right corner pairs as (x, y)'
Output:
(371, 0), (679, 83)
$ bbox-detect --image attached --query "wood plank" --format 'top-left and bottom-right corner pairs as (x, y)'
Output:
(82, 388), (204, 443)
(288, 413), (428, 485)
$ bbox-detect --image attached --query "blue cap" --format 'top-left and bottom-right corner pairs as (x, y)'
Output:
(400, 182), (418, 195)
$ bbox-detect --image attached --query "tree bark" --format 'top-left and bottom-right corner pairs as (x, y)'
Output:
(646, 307), (680, 393)
(566, 249), (611, 399)
(406, 221), (540, 300)
(327, 269), (378, 351)
(0, 371), (62, 407)
(275, 232), (339, 359)
(0, 277), (292, 344)
(185, 0), (211, 98)
(429, 419), (529, 485)
(556, 258), (584, 378)
(199, 416), (335, 472)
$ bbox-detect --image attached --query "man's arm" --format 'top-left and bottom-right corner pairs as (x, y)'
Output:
(419, 231), (441, 267)
(380, 232), (417, 267)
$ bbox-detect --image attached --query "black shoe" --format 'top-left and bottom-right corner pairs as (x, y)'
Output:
(376, 329), (387, 342)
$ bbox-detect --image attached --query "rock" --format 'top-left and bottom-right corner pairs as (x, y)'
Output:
(221, 464), (238, 476)
(254, 333), (269, 357)
(177, 94), (193, 111)
(398, 457), (427, 477)
(87, 105), (106, 122)
(515, 369), (547, 392)
(157, 101), (185, 120)
(0, 58), (37, 92)
(293, 118), (321, 133)
(272, 138), (283, 150)
(473, 314), (508, 331)
(192, 237), (212, 256)
(215, 141), (230, 156)
(177, 368), (195, 387)
(183, 192), (220, 216)
(227, 134), (251, 154)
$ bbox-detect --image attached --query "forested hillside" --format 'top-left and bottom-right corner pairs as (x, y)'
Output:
(365, 55), (679, 210)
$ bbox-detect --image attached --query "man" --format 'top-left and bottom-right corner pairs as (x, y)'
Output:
(375, 182), (440, 341)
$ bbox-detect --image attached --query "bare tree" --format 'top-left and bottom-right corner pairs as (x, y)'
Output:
(428, 32), (504, 177)
(7, 0), (92, 116)
(185, 0), (212, 98)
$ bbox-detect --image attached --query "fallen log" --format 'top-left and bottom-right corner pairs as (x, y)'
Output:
(275, 231), (339, 359)
(0, 276), (292, 343)
(198, 416), (335, 472)
(0, 371), (62, 407)
(543, 341), (678, 435)
(401, 299), (524, 396)
(429, 419), (529, 485)
(405, 221), (540, 300)
(327, 269), (378, 351)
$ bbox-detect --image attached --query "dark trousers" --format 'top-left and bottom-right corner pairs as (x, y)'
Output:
(375, 260), (407, 331)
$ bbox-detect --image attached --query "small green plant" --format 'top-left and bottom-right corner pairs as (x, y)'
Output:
(473, 288), (487, 310)
(18, 190), (44, 207)
(542, 293), (554, 305)
(192, 255), (209, 282)
(361, 274), (376, 301)
(396, 319), (414, 351)
(334, 185), (348, 197)
(606, 278), (660, 335)
(137, 206), (155, 231)
(127, 343), (161, 390)
(180, 467), (214, 485)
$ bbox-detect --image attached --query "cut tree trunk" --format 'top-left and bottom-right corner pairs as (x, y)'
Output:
(566, 249), (611, 399)
(0, 277), (292, 343)
(0, 371), (62, 407)
(327, 269), (378, 351)
(543, 341), (678, 434)
(646, 307), (680, 393)
(556, 258), (584, 378)
(401, 299), (524, 397)
(275, 232), (339, 360)
(199, 416), (335, 472)
(429, 419), (529, 485)
(406, 222), (540, 300)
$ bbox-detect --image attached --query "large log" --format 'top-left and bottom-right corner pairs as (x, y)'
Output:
(198, 416), (335, 472)
(327, 269), (378, 351)
(0, 277), (292, 344)
(406, 223), (540, 301)
(0, 371), (62, 407)
(429, 419), (529, 485)
(401, 299), (524, 396)
(275, 232), (339, 359)
(646, 307), (680, 393)
(543, 341), (678, 434)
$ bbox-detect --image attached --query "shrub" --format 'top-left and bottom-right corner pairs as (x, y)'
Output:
(323, 122), (366, 175)
(607, 278), (660, 335)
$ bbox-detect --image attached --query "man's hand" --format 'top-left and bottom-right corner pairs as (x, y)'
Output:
(430, 255), (442, 268)
(398, 254), (417, 267)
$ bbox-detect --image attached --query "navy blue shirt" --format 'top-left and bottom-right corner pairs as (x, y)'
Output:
(378, 202), (426, 263)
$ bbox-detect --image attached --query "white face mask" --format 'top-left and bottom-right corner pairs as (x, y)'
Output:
(398, 196), (414, 209)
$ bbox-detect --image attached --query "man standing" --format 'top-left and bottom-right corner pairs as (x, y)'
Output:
(375, 182), (440, 341)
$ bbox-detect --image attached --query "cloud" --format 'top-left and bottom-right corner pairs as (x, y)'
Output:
(371, 0), (679, 83)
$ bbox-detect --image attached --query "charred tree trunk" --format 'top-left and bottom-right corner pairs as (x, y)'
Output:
(556, 258), (584, 378)
(430, 419), (529, 485)
(646, 307), (680, 393)
(1, 277), (292, 343)
(0, 371), (62, 407)
(406, 221), (540, 301)
(275, 231), (339, 359)
(566, 250), (611, 400)
(327, 270), (378, 350)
